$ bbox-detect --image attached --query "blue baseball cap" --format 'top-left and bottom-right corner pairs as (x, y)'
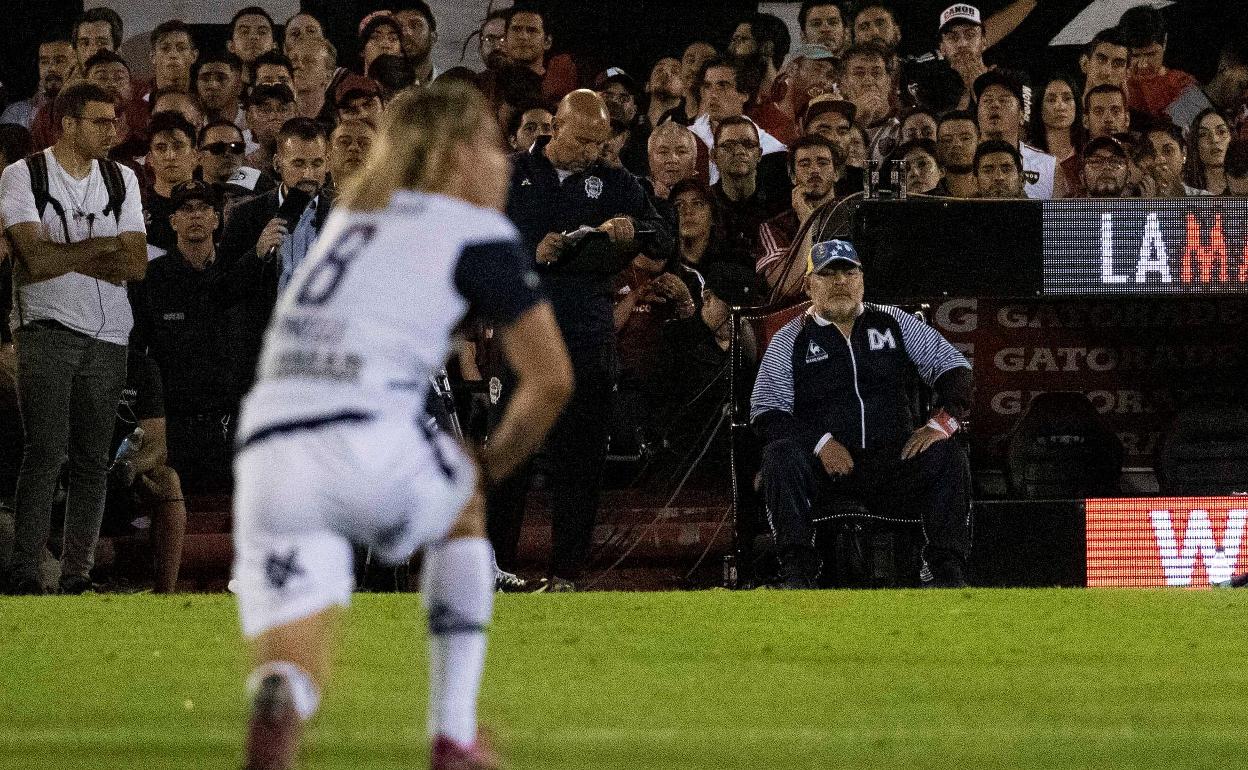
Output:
(808, 239), (862, 274)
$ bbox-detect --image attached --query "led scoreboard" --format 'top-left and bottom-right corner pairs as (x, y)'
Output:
(1044, 199), (1248, 295)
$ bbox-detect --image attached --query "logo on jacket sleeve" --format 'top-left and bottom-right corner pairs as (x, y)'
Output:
(584, 176), (603, 199)
(805, 340), (829, 363)
(868, 328), (896, 351)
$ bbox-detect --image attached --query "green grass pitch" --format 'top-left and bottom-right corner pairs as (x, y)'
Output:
(1, 589), (1246, 769)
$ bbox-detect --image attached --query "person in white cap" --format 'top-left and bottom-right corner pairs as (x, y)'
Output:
(938, 4), (989, 106)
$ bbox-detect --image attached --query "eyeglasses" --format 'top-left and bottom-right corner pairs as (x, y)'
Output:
(717, 139), (759, 153)
(201, 141), (246, 155)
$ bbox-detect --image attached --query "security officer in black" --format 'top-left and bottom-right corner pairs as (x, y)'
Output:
(499, 89), (673, 588)
(129, 180), (237, 493)
(751, 239), (973, 589)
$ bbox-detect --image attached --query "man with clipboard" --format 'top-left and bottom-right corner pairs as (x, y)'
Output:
(500, 89), (673, 591)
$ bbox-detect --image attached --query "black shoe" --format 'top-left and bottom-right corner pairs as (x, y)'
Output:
(544, 576), (575, 593)
(1231, 572), (1248, 588)
(775, 561), (816, 590)
(58, 575), (93, 595)
(928, 561), (969, 589)
(9, 576), (47, 595)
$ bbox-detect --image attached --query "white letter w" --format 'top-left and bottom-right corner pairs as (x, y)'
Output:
(1149, 508), (1247, 586)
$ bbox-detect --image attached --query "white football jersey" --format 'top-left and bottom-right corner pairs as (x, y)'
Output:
(237, 191), (542, 442)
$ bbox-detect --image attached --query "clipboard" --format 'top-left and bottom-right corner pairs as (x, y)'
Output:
(555, 226), (632, 275)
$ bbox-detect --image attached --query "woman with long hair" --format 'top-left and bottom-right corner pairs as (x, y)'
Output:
(233, 81), (571, 770)
(1027, 74), (1082, 163)
(1184, 108), (1232, 194)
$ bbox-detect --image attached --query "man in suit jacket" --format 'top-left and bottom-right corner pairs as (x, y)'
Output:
(217, 117), (332, 403)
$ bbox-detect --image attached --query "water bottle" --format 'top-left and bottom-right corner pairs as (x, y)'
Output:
(893, 159), (908, 200)
(110, 427), (145, 487)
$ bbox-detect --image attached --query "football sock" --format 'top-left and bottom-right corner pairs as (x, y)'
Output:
(246, 660), (320, 721)
(421, 536), (494, 746)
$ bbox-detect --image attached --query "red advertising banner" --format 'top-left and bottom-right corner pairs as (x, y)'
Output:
(930, 297), (1248, 466)
(1086, 497), (1248, 587)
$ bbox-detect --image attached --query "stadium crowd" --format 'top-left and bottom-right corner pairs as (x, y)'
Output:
(1, 0), (1246, 594)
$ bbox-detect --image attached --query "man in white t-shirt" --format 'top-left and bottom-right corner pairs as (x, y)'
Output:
(1, 81), (147, 595)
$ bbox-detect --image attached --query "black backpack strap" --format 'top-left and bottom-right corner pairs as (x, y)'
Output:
(99, 159), (126, 225)
(24, 153), (70, 242)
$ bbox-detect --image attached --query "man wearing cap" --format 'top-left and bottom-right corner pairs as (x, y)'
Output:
(1079, 137), (1133, 198)
(938, 5), (989, 108)
(595, 67), (650, 175)
(333, 73), (384, 125)
(774, 44), (838, 141)
(751, 239), (973, 589)
(243, 82), (296, 170)
(974, 69), (1055, 199)
(1055, 84), (1130, 198)
(130, 180), (237, 491)
(802, 97), (867, 197)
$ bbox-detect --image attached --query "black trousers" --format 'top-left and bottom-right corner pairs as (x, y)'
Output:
(759, 437), (972, 580)
(167, 410), (233, 494)
(487, 348), (614, 581)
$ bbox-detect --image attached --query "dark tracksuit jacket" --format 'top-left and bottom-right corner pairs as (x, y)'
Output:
(750, 302), (974, 572)
(493, 135), (674, 580)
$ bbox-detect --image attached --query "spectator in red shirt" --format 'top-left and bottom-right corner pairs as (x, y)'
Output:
(1118, 5), (1202, 123)
(773, 45), (838, 141)
(1079, 28), (1129, 101)
(757, 134), (839, 301)
(501, 6), (579, 103)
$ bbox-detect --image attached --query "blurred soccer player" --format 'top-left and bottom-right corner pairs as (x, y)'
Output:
(233, 81), (573, 770)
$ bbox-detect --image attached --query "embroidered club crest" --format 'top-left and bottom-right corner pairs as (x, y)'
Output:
(806, 340), (829, 364)
(489, 376), (502, 405)
(584, 176), (603, 199)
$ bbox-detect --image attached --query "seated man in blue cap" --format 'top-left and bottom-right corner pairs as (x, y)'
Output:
(750, 238), (973, 588)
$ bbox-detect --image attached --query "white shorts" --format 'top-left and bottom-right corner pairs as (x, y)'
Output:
(231, 413), (476, 638)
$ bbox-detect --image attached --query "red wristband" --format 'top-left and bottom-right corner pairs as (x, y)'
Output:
(925, 409), (960, 438)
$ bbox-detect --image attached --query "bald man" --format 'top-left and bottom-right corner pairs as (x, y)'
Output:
(497, 89), (674, 589)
